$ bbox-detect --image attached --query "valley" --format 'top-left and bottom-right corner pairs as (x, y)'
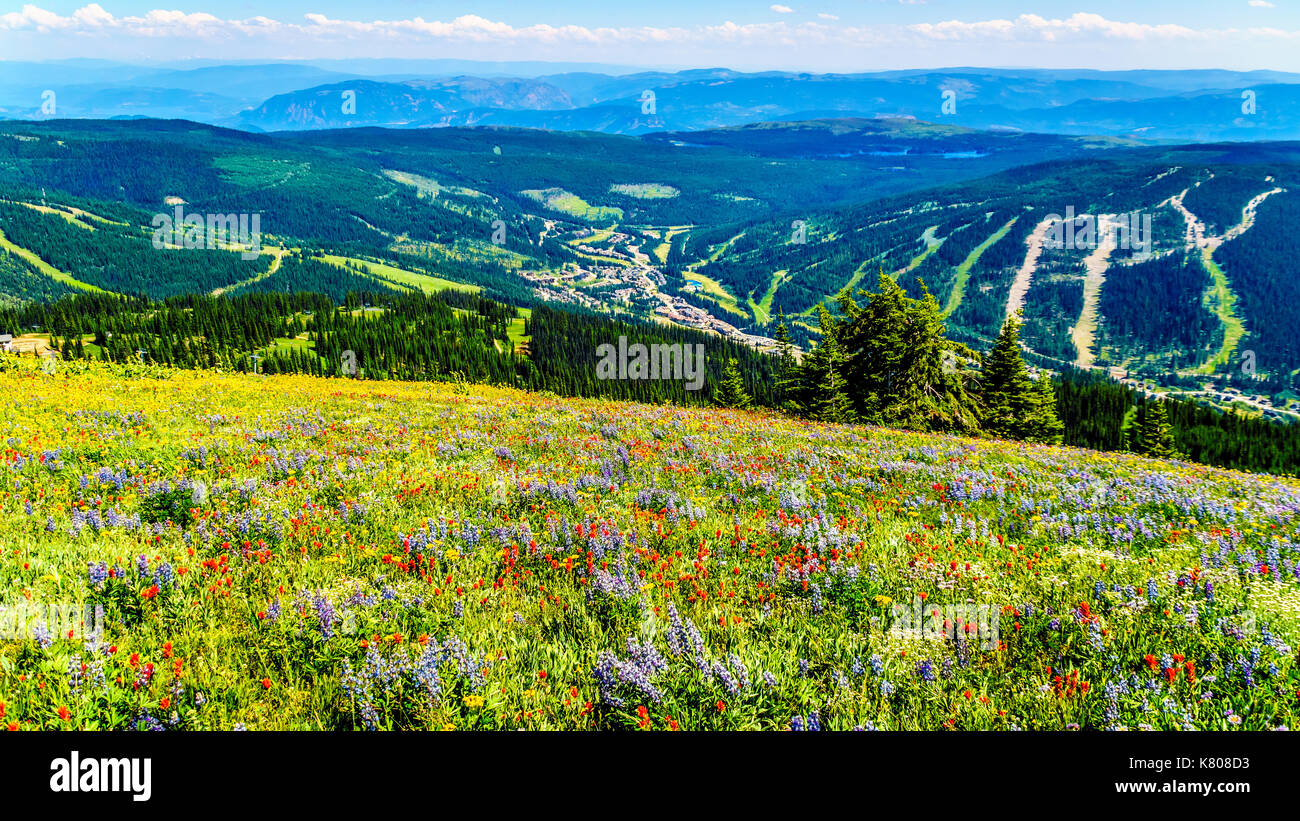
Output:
(0, 117), (1299, 423)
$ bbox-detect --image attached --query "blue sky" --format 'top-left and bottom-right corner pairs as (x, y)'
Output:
(3, 2), (1299, 71)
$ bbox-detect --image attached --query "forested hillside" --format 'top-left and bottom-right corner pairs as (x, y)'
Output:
(1, 117), (1299, 476)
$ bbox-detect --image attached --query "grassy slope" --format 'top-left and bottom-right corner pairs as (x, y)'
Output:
(0, 358), (1296, 731)
(0, 228), (105, 293)
(942, 217), (1018, 319)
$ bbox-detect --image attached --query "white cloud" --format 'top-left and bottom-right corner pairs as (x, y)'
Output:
(1249, 1), (1275, 8)
(2, 5), (1299, 64)
(817, 12), (839, 20)
(771, 5), (795, 13)
(908, 13), (1206, 42)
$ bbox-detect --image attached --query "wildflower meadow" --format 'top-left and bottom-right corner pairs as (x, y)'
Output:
(1, 355), (1297, 731)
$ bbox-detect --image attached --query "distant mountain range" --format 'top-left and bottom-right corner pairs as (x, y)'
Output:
(4, 61), (1300, 142)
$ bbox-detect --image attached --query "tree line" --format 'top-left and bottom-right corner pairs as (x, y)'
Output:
(6, 279), (1300, 475)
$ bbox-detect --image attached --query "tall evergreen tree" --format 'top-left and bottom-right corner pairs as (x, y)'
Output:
(981, 313), (1035, 439)
(1025, 369), (1065, 444)
(804, 306), (855, 423)
(772, 306), (800, 413)
(1137, 399), (1175, 458)
(714, 358), (752, 409)
(1126, 402), (1146, 453)
(835, 275), (980, 432)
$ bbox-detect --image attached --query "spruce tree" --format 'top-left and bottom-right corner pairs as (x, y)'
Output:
(1139, 399), (1175, 458)
(980, 313), (1036, 439)
(823, 342), (856, 424)
(1126, 402), (1146, 453)
(1025, 369), (1065, 444)
(798, 305), (854, 423)
(793, 335), (828, 418)
(714, 358), (752, 409)
(772, 307), (799, 412)
(835, 275), (980, 432)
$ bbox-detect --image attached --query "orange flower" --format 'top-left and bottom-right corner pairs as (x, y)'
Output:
(261, 678), (271, 689)
(58, 706), (69, 721)
(716, 700), (726, 713)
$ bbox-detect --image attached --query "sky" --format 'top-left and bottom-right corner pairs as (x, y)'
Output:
(2, 1), (1300, 72)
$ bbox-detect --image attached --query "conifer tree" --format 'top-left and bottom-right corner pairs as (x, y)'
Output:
(1138, 399), (1175, 458)
(714, 358), (752, 409)
(793, 335), (828, 418)
(772, 307), (799, 412)
(835, 275), (980, 432)
(981, 313), (1040, 439)
(803, 306), (855, 423)
(1126, 402), (1146, 453)
(1025, 369), (1065, 444)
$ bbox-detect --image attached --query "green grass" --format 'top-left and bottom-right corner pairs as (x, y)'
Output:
(747, 270), (788, 327)
(894, 226), (943, 282)
(5, 352), (1297, 731)
(521, 188), (623, 223)
(942, 218), (1018, 319)
(318, 254), (480, 295)
(567, 227), (617, 247)
(506, 320), (529, 348)
(382, 169), (441, 198)
(1195, 248), (1247, 375)
(0, 227), (105, 293)
(684, 270), (749, 320)
(507, 307), (532, 348)
(263, 336), (315, 356)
